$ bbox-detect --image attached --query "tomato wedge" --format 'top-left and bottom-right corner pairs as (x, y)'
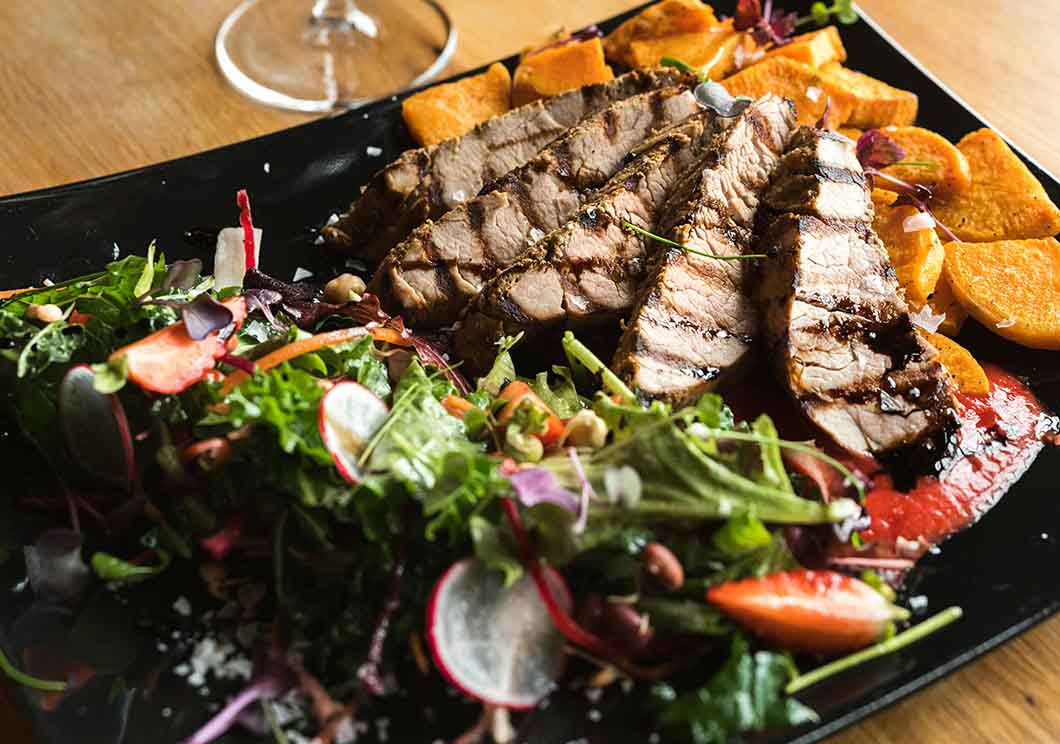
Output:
(496, 381), (564, 448)
(112, 297), (247, 395)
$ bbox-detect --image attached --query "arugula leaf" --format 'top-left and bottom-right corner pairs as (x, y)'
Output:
(312, 335), (391, 399)
(477, 333), (522, 395)
(530, 365), (583, 419)
(655, 636), (818, 743)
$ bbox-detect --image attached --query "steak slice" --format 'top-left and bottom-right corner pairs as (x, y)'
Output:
(757, 126), (954, 459)
(614, 95), (797, 405)
(323, 68), (692, 266)
(763, 127), (871, 221)
(372, 84), (701, 328)
(455, 112), (720, 373)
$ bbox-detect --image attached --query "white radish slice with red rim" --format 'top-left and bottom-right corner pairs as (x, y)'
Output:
(213, 226), (262, 290)
(427, 558), (571, 710)
(318, 381), (389, 484)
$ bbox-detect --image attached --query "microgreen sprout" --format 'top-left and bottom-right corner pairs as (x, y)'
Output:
(624, 221), (769, 261)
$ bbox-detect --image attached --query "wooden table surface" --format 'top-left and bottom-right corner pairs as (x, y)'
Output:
(1, 1), (1058, 742)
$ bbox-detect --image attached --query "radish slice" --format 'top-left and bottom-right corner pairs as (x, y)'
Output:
(318, 381), (389, 483)
(58, 365), (135, 489)
(427, 558), (571, 710)
(214, 226), (262, 290)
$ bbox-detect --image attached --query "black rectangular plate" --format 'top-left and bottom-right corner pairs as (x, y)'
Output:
(1, 3), (1058, 743)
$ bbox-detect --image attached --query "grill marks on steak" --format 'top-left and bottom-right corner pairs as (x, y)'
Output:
(613, 95), (797, 405)
(372, 85), (701, 328)
(757, 126), (954, 458)
(455, 113), (720, 372)
(324, 68), (691, 266)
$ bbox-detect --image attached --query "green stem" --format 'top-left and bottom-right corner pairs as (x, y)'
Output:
(786, 606), (963, 694)
(624, 222), (768, 261)
(705, 429), (866, 501)
(0, 647), (67, 692)
(659, 56), (710, 83)
(892, 160), (941, 169)
(561, 332), (636, 404)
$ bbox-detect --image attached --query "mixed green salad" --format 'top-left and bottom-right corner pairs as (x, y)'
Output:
(0, 201), (961, 744)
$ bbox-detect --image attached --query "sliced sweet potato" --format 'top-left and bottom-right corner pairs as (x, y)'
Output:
(877, 126), (971, 197)
(922, 275), (968, 337)
(817, 63), (917, 128)
(930, 129), (1060, 242)
(625, 20), (742, 73)
(402, 63), (512, 147)
(943, 237), (1060, 350)
(513, 37), (614, 107)
(603, 0), (719, 67)
(838, 126), (862, 142)
(873, 199), (945, 305)
(920, 331), (990, 395)
(763, 26), (847, 68)
(721, 57), (853, 127)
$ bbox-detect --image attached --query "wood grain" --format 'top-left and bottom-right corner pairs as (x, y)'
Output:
(1, 1), (1058, 742)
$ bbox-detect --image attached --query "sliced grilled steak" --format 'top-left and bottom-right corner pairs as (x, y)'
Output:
(455, 112), (721, 373)
(763, 128), (871, 221)
(757, 126), (953, 459)
(614, 95), (797, 405)
(372, 84), (701, 328)
(324, 68), (692, 266)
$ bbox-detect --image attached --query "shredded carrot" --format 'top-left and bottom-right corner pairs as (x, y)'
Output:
(441, 395), (475, 419)
(0, 287), (31, 300)
(236, 189), (257, 271)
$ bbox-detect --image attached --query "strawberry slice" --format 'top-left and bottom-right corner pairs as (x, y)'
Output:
(707, 569), (909, 655)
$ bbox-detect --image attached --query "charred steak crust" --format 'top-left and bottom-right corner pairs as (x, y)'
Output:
(372, 84), (702, 329)
(455, 112), (721, 374)
(614, 95), (798, 406)
(323, 68), (694, 266)
(756, 125), (955, 460)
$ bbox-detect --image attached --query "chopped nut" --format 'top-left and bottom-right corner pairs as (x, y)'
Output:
(323, 273), (366, 304)
(24, 303), (63, 324)
(561, 409), (608, 449)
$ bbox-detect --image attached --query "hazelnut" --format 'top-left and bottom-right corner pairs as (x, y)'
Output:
(640, 542), (685, 591)
(560, 409), (608, 449)
(24, 303), (63, 324)
(323, 273), (366, 304)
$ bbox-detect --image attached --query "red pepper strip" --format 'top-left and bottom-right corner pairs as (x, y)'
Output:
(236, 189), (256, 271)
(501, 498), (618, 660)
(200, 512), (248, 561)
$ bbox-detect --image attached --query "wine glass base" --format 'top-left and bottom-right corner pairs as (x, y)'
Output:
(216, 0), (457, 112)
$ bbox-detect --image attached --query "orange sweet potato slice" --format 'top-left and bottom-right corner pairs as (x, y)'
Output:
(626, 20), (742, 73)
(878, 126), (972, 197)
(873, 199), (945, 305)
(943, 237), (1060, 350)
(838, 126), (862, 142)
(513, 37), (614, 107)
(930, 129), (1060, 242)
(763, 26), (847, 68)
(402, 63), (512, 147)
(921, 275), (968, 337)
(817, 63), (917, 128)
(920, 331), (990, 394)
(721, 57), (853, 127)
(603, 0), (719, 67)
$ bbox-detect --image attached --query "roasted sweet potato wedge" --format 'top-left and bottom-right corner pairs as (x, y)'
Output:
(873, 198), (945, 305)
(513, 37), (614, 107)
(625, 21), (743, 73)
(763, 26), (847, 68)
(603, 0), (719, 67)
(920, 331), (990, 395)
(838, 126), (862, 142)
(722, 57), (853, 127)
(402, 63), (512, 147)
(943, 237), (1060, 350)
(922, 275), (968, 337)
(817, 63), (917, 128)
(877, 126), (971, 197)
(930, 129), (1060, 242)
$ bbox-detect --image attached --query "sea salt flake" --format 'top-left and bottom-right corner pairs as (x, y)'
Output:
(451, 189), (467, 203)
(366, 146), (383, 157)
(326, 213), (340, 226)
(293, 267), (314, 281)
(995, 317), (1016, 328)
(805, 85), (823, 102)
(172, 596), (192, 616)
(908, 594), (929, 611)
(909, 304), (946, 333)
(263, 162), (271, 174)
(314, 235), (326, 245)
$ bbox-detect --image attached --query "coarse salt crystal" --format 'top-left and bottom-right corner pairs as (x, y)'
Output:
(909, 304), (947, 333)
(902, 211), (936, 232)
(263, 162), (271, 174)
(314, 234), (325, 245)
(995, 317), (1016, 328)
(451, 189), (467, 203)
(528, 227), (546, 243)
(366, 146), (383, 157)
(293, 267), (314, 281)
(173, 596), (192, 616)
(908, 594), (929, 611)
(326, 213), (340, 226)
(805, 85), (822, 102)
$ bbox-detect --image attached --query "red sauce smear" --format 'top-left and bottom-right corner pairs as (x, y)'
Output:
(849, 364), (1057, 560)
